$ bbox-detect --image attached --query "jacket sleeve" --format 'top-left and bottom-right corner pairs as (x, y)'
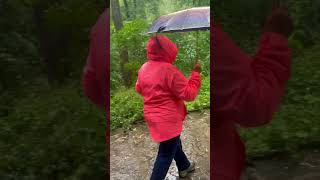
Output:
(166, 67), (201, 102)
(213, 25), (291, 128)
(82, 30), (105, 108)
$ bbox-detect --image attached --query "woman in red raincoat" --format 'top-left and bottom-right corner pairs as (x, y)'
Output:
(135, 35), (201, 179)
(212, 4), (293, 179)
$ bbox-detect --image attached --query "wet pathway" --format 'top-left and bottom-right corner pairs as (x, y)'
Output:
(110, 110), (210, 180)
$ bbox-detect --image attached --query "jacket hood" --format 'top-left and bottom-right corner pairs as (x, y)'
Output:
(146, 35), (178, 64)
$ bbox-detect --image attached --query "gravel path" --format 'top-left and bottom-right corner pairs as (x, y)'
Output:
(110, 110), (210, 180)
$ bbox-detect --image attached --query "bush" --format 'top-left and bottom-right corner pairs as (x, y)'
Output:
(111, 20), (149, 89)
(110, 88), (144, 130)
(168, 32), (210, 76)
(0, 85), (106, 179)
(289, 37), (304, 57)
(186, 76), (210, 111)
(123, 62), (142, 87)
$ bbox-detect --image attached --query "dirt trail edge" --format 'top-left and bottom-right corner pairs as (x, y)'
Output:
(111, 110), (210, 180)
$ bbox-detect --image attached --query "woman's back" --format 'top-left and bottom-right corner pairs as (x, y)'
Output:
(135, 35), (201, 142)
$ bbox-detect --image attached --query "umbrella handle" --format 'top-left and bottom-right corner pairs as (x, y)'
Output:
(195, 31), (200, 64)
(188, 48), (193, 69)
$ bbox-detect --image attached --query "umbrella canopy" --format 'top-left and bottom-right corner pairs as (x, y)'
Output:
(147, 6), (210, 34)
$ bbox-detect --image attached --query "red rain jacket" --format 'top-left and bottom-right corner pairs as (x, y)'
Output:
(82, 9), (108, 109)
(136, 35), (201, 142)
(212, 24), (291, 179)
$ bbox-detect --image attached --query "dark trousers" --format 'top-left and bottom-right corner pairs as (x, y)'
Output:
(150, 135), (190, 180)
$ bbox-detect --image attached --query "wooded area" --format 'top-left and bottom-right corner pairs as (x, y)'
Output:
(110, 0), (210, 130)
(213, 0), (320, 157)
(1, 0), (320, 178)
(0, 0), (107, 179)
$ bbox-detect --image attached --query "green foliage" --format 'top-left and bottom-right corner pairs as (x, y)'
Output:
(111, 20), (149, 89)
(123, 61), (141, 84)
(0, 0), (41, 91)
(0, 0), (105, 88)
(0, 85), (106, 179)
(113, 20), (149, 53)
(169, 32), (210, 76)
(289, 37), (303, 57)
(291, 30), (308, 46)
(186, 76), (210, 111)
(110, 76), (210, 130)
(110, 88), (144, 130)
(0, 1), (106, 178)
(42, 0), (103, 80)
(288, 29), (308, 57)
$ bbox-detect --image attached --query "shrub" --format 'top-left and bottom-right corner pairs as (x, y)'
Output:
(0, 85), (106, 179)
(110, 89), (144, 130)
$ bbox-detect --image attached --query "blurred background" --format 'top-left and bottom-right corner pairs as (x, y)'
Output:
(213, 0), (320, 178)
(0, 0), (107, 179)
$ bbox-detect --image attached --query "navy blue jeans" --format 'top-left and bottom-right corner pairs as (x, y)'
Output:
(150, 135), (190, 180)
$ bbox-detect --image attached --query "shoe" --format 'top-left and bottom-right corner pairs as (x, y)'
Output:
(179, 162), (195, 178)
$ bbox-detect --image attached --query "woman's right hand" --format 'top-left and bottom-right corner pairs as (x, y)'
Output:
(263, 0), (293, 38)
(193, 63), (201, 73)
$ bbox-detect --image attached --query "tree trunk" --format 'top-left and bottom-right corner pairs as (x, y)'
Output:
(111, 0), (123, 30)
(148, 1), (160, 19)
(133, 0), (137, 10)
(136, 0), (146, 19)
(111, 0), (131, 87)
(132, 0), (137, 19)
(33, 2), (57, 86)
(132, 0), (147, 19)
(123, 0), (131, 19)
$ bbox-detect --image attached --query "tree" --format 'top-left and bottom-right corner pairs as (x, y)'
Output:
(146, 1), (160, 21)
(123, 0), (131, 19)
(111, 0), (131, 87)
(33, 0), (60, 85)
